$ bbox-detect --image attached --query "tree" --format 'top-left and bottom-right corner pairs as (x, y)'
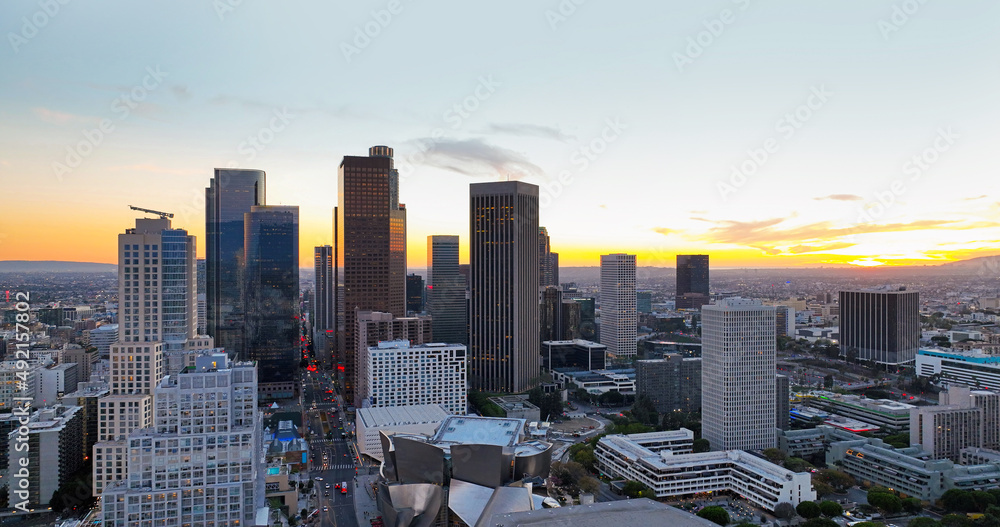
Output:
(50, 491), (66, 513)
(818, 500), (842, 517)
(882, 433), (910, 449)
(598, 390), (625, 407)
(569, 444), (597, 473)
(940, 514), (972, 527)
(867, 491), (902, 515)
(812, 479), (834, 498)
(815, 468), (855, 492)
(797, 501), (821, 519)
(630, 395), (660, 427)
(801, 518), (839, 527)
(578, 476), (600, 495)
(907, 518), (940, 527)
(697, 506), (730, 526)
(850, 522), (885, 527)
(972, 490), (997, 512)
(785, 457), (814, 473)
(693, 438), (710, 453)
(942, 489), (976, 513)
(901, 497), (922, 514)
(622, 480), (654, 499)
(774, 502), (797, 520)
(763, 448), (787, 465)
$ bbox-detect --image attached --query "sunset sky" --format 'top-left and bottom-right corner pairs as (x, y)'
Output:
(2, 1), (1000, 268)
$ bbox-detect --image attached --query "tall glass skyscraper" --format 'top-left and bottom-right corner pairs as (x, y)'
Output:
(244, 205), (299, 397)
(469, 181), (540, 393)
(427, 235), (466, 345)
(205, 169), (266, 357)
(676, 254), (710, 309)
(314, 245), (334, 333)
(337, 146), (406, 403)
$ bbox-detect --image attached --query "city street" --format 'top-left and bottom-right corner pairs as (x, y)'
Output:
(303, 369), (360, 527)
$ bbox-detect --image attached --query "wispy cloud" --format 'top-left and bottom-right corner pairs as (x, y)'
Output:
(697, 217), (1000, 256)
(413, 138), (543, 178)
(170, 85), (192, 101)
(964, 195), (988, 201)
(814, 194), (863, 201)
(479, 123), (575, 142)
(32, 107), (87, 125)
(652, 227), (679, 236)
(208, 94), (358, 119)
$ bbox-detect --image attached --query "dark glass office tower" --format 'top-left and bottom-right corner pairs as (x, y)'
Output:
(839, 288), (919, 365)
(427, 235), (467, 345)
(539, 227), (557, 287)
(314, 245), (334, 333)
(406, 274), (424, 314)
(337, 146), (406, 403)
(244, 205), (299, 397)
(206, 169), (266, 357)
(676, 254), (710, 309)
(469, 181), (540, 393)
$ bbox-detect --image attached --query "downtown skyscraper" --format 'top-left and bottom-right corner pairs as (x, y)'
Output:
(538, 226), (559, 287)
(600, 253), (637, 357)
(839, 287), (920, 365)
(205, 169), (266, 357)
(701, 297), (776, 451)
(314, 245), (334, 334)
(427, 235), (467, 345)
(337, 146), (406, 402)
(676, 254), (710, 309)
(244, 205), (299, 399)
(469, 181), (540, 393)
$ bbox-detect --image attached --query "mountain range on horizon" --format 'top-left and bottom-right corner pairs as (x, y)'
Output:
(3, 255), (1000, 275)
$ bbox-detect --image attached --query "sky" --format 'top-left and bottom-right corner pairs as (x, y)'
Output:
(2, 0), (1000, 268)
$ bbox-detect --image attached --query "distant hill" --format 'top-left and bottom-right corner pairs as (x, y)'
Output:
(0, 261), (117, 273)
(938, 255), (1000, 274)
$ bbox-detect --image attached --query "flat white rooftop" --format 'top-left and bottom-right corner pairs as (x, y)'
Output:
(432, 415), (525, 447)
(357, 404), (449, 428)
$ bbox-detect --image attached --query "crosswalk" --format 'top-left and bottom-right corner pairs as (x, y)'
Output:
(320, 464), (355, 470)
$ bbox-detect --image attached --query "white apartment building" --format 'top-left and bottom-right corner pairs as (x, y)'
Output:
(35, 362), (79, 407)
(596, 431), (815, 510)
(911, 385), (999, 462)
(361, 340), (467, 415)
(0, 360), (41, 412)
(702, 297), (777, 451)
(7, 405), (84, 507)
(356, 404), (449, 462)
(86, 323), (119, 356)
(600, 254), (637, 357)
(100, 352), (263, 527)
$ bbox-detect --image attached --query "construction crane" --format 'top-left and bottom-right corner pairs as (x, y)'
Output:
(128, 205), (174, 219)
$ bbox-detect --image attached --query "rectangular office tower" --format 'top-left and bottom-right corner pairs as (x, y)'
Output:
(99, 352), (262, 527)
(406, 274), (424, 314)
(469, 181), (540, 393)
(314, 245), (334, 334)
(244, 205), (299, 400)
(702, 297), (776, 451)
(839, 288), (919, 365)
(206, 168), (266, 357)
(600, 254), (637, 357)
(539, 227), (559, 287)
(676, 254), (710, 309)
(428, 235), (467, 345)
(338, 146), (407, 402)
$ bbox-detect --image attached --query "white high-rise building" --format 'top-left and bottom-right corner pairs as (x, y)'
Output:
(361, 340), (467, 415)
(600, 254), (637, 357)
(94, 216), (214, 497)
(86, 323), (119, 356)
(702, 297), (776, 451)
(100, 352), (263, 527)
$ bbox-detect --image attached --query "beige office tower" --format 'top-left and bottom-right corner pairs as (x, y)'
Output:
(94, 216), (213, 496)
(701, 297), (777, 451)
(600, 253), (637, 357)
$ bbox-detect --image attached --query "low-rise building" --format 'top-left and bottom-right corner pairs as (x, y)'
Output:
(551, 368), (635, 395)
(799, 390), (915, 434)
(595, 430), (816, 511)
(490, 395), (542, 422)
(917, 348), (1000, 390)
(355, 404), (449, 463)
(541, 340), (607, 371)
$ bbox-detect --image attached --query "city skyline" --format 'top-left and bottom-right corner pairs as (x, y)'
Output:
(4, 2), (1000, 269)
